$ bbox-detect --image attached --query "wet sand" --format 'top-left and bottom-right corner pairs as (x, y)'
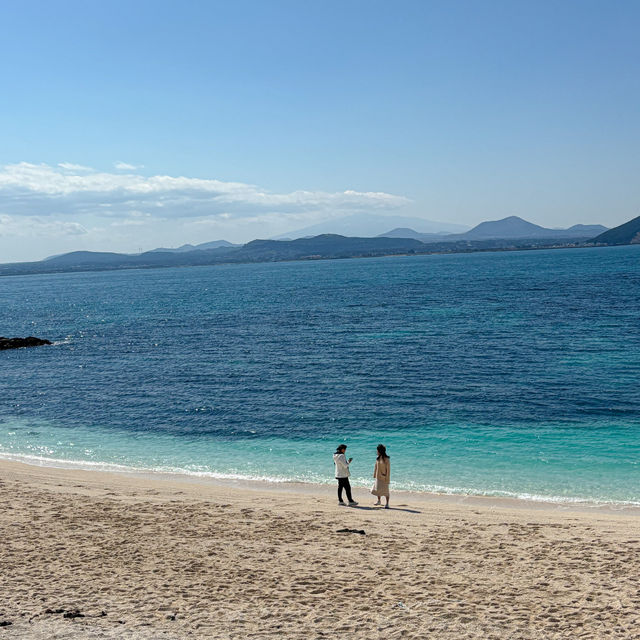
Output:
(1, 459), (639, 639)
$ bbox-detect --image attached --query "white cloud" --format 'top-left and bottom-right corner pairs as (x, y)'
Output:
(58, 162), (95, 172)
(114, 161), (143, 171)
(0, 214), (88, 238)
(110, 219), (148, 227)
(0, 162), (410, 220)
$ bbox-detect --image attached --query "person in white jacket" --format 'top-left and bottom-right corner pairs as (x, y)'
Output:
(333, 444), (358, 506)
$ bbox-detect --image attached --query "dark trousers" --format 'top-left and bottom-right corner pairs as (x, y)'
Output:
(337, 477), (354, 502)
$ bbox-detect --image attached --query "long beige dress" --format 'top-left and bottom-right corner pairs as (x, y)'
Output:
(371, 457), (390, 497)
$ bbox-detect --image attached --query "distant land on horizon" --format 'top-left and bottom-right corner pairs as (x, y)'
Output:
(2, 215), (637, 279)
(590, 215), (640, 245)
(379, 216), (608, 242)
(147, 240), (240, 254)
(272, 213), (469, 239)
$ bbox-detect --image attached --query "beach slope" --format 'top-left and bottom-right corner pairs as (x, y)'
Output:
(1, 460), (638, 639)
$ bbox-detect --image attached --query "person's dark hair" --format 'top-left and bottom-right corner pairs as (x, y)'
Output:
(335, 444), (347, 454)
(376, 444), (389, 460)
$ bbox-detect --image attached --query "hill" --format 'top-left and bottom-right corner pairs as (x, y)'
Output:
(0, 235), (426, 276)
(566, 224), (608, 234)
(378, 217), (608, 242)
(148, 240), (237, 253)
(232, 234), (425, 261)
(590, 216), (640, 245)
(376, 228), (455, 242)
(41, 246), (237, 270)
(462, 216), (606, 240)
(0, 218), (615, 278)
(273, 213), (468, 239)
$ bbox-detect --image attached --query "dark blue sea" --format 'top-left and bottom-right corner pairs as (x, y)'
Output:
(1, 245), (639, 504)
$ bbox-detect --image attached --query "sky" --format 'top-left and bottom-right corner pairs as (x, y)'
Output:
(1, 0), (639, 262)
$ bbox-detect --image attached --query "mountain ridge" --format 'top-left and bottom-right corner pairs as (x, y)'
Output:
(590, 215), (640, 245)
(379, 216), (608, 242)
(272, 213), (469, 239)
(148, 239), (238, 253)
(1, 215), (632, 279)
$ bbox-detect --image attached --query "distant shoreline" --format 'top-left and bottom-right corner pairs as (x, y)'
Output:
(0, 239), (627, 280)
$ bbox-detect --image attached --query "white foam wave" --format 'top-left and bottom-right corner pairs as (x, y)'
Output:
(379, 480), (640, 508)
(2, 450), (638, 508)
(0, 451), (292, 484)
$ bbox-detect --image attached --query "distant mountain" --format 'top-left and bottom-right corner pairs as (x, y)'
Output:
(148, 239), (238, 253)
(377, 228), (456, 242)
(379, 217), (608, 243)
(0, 217), (618, 279)
(273, 213), (469, 240)
(2, 235), (425, 276)
(566, 224), (608, 234)
(43, 246), (236, 269)
(464, 216), (609, 240)
(44, 251), (133, 266)
(590, 215), (640, 245)
(233, 234), (425, 261)
(463, 216), (547, 239)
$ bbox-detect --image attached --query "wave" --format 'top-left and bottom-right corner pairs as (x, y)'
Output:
(0, 451), (292, 484)
(2, 450), (639, 508)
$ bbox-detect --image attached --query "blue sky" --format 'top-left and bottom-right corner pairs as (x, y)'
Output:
(1, 0), (639, 260)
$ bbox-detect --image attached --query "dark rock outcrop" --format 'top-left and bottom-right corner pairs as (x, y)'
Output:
(0, 336), (52, 350)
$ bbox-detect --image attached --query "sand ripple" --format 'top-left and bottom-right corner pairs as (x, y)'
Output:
(1, 462), (639, 639)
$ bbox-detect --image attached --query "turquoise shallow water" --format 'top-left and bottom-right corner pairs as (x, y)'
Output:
(1, 246), (639, 504)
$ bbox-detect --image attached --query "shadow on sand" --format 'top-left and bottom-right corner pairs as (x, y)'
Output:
(351, 505), (421, 514)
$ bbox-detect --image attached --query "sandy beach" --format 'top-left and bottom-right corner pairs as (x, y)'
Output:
(1, 460), (639, 639)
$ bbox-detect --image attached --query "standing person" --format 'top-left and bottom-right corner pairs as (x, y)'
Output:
(333, 444), (358, 506)
(371, 444), (390, 508)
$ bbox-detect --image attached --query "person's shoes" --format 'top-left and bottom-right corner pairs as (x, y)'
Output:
(348, 501), (359, 506)
(338, 501), (347, 506)
(384, 505), (390, 509)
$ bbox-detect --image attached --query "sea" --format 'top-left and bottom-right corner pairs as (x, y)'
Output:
(1, 245), (639, 506)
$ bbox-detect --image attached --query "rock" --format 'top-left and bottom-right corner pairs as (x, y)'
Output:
(336, 528), (366, 535)
(0, 621), (12, 627)
(0, 336), (52, 350)
(62, 610), (84, 619)
(43, 608), (84, 619)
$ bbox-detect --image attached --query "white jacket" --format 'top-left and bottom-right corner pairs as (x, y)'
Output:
(333, 453), (350, 478)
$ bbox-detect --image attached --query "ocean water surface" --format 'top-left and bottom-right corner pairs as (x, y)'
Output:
(1, 246), (639, 504)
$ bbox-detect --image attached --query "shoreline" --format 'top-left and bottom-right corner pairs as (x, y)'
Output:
(2, 455), (639, 517)
(3, 457), (640, 639)
(0, 242), (632, 280)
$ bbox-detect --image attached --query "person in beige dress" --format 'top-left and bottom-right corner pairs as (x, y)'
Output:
(371, 444), (390, 508)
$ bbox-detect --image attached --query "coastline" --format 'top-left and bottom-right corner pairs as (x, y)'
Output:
(2, 457), (639, 639)
(1, 453), (638, 515)
(0, 241), (632, 280)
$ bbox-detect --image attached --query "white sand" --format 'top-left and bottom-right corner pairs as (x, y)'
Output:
(1, 459), (639, 639)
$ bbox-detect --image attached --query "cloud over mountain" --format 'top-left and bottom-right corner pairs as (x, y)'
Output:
(0, 162), (410, 220)
(0, 214), (88, 238)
